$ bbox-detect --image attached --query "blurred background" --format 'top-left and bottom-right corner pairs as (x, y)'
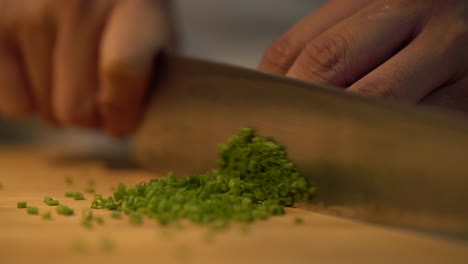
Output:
(0, 0), (326, 145)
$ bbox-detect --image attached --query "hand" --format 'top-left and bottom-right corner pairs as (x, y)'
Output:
(0, 0), (171, 137)
(259, 0), (468, 114)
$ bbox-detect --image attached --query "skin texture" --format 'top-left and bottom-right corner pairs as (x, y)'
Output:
(0, 0), (171, 137)
(259, 0), (468, 115)
(0, 0), (467, 137)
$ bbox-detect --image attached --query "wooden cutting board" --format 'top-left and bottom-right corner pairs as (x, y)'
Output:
(1, 143), (467, 264)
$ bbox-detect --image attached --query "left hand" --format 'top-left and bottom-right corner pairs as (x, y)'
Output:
(259, 0), (468, 114)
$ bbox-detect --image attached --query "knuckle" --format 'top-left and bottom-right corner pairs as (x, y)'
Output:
(261, 36), (298, 73)
(296, 32), (354, 84)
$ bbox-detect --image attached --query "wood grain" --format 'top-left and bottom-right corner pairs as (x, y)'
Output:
(1, 145), (467, 264)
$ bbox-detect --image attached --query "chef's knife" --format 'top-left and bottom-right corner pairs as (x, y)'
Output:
(133, 53), (468, 236)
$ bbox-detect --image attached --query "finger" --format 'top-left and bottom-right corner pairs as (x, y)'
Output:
(258, 0), (374, 75)
(347, 20), (459, 102)
(53, 0), (114, 128)
(0, 42), (33, 120)
(99, 0), (169, 137)
(16, 2), (56, 124)
(421, 77), (468, 115)
(286, 0), (424, 86)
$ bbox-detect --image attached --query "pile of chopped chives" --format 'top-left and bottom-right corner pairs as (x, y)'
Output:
(90, 128), (315, 228)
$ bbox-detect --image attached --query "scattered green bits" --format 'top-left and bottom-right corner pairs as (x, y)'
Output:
(129, 213), (142, 225)
(27, 207), (39, 215)
(42, 211), (52, 220)
(84, 186), (95, 194)
(294, 216), (304, 225)
(44, 197), (59, 206)
(56, 205), (74, 216)
(46, 200), (59, 206)
(110, 211), (121, 219)
(73, 192), (85, 200)
(17, 201), (27, 208)
(65, 192), (85, 200)
(90, 128), (315, 229)
(65, 176), (73, 186)
(94, 216), (104, 225)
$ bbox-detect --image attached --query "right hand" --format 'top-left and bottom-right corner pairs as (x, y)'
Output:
(0, 0), (172, 137)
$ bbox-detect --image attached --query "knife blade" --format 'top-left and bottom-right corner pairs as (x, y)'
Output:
(132, 53), (468, 236)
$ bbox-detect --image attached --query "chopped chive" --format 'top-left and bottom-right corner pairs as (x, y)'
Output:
(73, 192), (85, 200)
(56, 205), (74, 216)
(84, 186), (95, 194)
(81, 219), (93, 229)
(81, 208), (93, 229)
(110, 211), (121, 219)
(82, 208), (92, 220)
(27, 207), (39, 215)
(65, 191), (75, 197)
(129, 213), (142, 225)
(42, 211), (52, 220)
(46, 199), (59, 206)
(94, 216), (104, 225)
(65, 176), (73, 186)
(17, 201), (27, 208)
(294, 217), (304, 225)
(81, 129), (316, 232)
(43, 196), (53, 203)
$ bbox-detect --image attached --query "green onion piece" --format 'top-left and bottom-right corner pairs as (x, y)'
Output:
(94, 216), (104, 224)
(65, 191), (75, 197)
(129, 213), (142, 225)
(294, 217), (304, 225)
(46, 199), (60, 206)
(82, 208), (92, 220)
(17, 201), (27, 208)
(42, 211), (52, 220)
(73, 192), (85, 200)
(110, 211), (121, 219)
(81, 219), (93, 229)
(27, 207), (39, 215)
(43, 196), (53, 203)
(84, 186), (95, 194)
(65, 176), (73, 186)
(56, 205), (74, 216)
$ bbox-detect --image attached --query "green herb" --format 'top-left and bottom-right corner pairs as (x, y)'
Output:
(65, 192), (85, 200)
(294, 216), (304, 224)
(65, 176), (73, 186)
(42, 211), (52, 220)
(84, 186), (95, 194)
(46, 200), (59, 206)
(129, 213), (142, 225)
(110, 211), (121, 219)
(17, 201), (27, 208)
(73, 192), (85, 200)
(94, 216), (104, 225)
(44, 197), (59, 206)
(89, 128), (315, 229)
(56, 205), (74, 216)
(99, 237), (115, 253)
(27, 207), (39, 215)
